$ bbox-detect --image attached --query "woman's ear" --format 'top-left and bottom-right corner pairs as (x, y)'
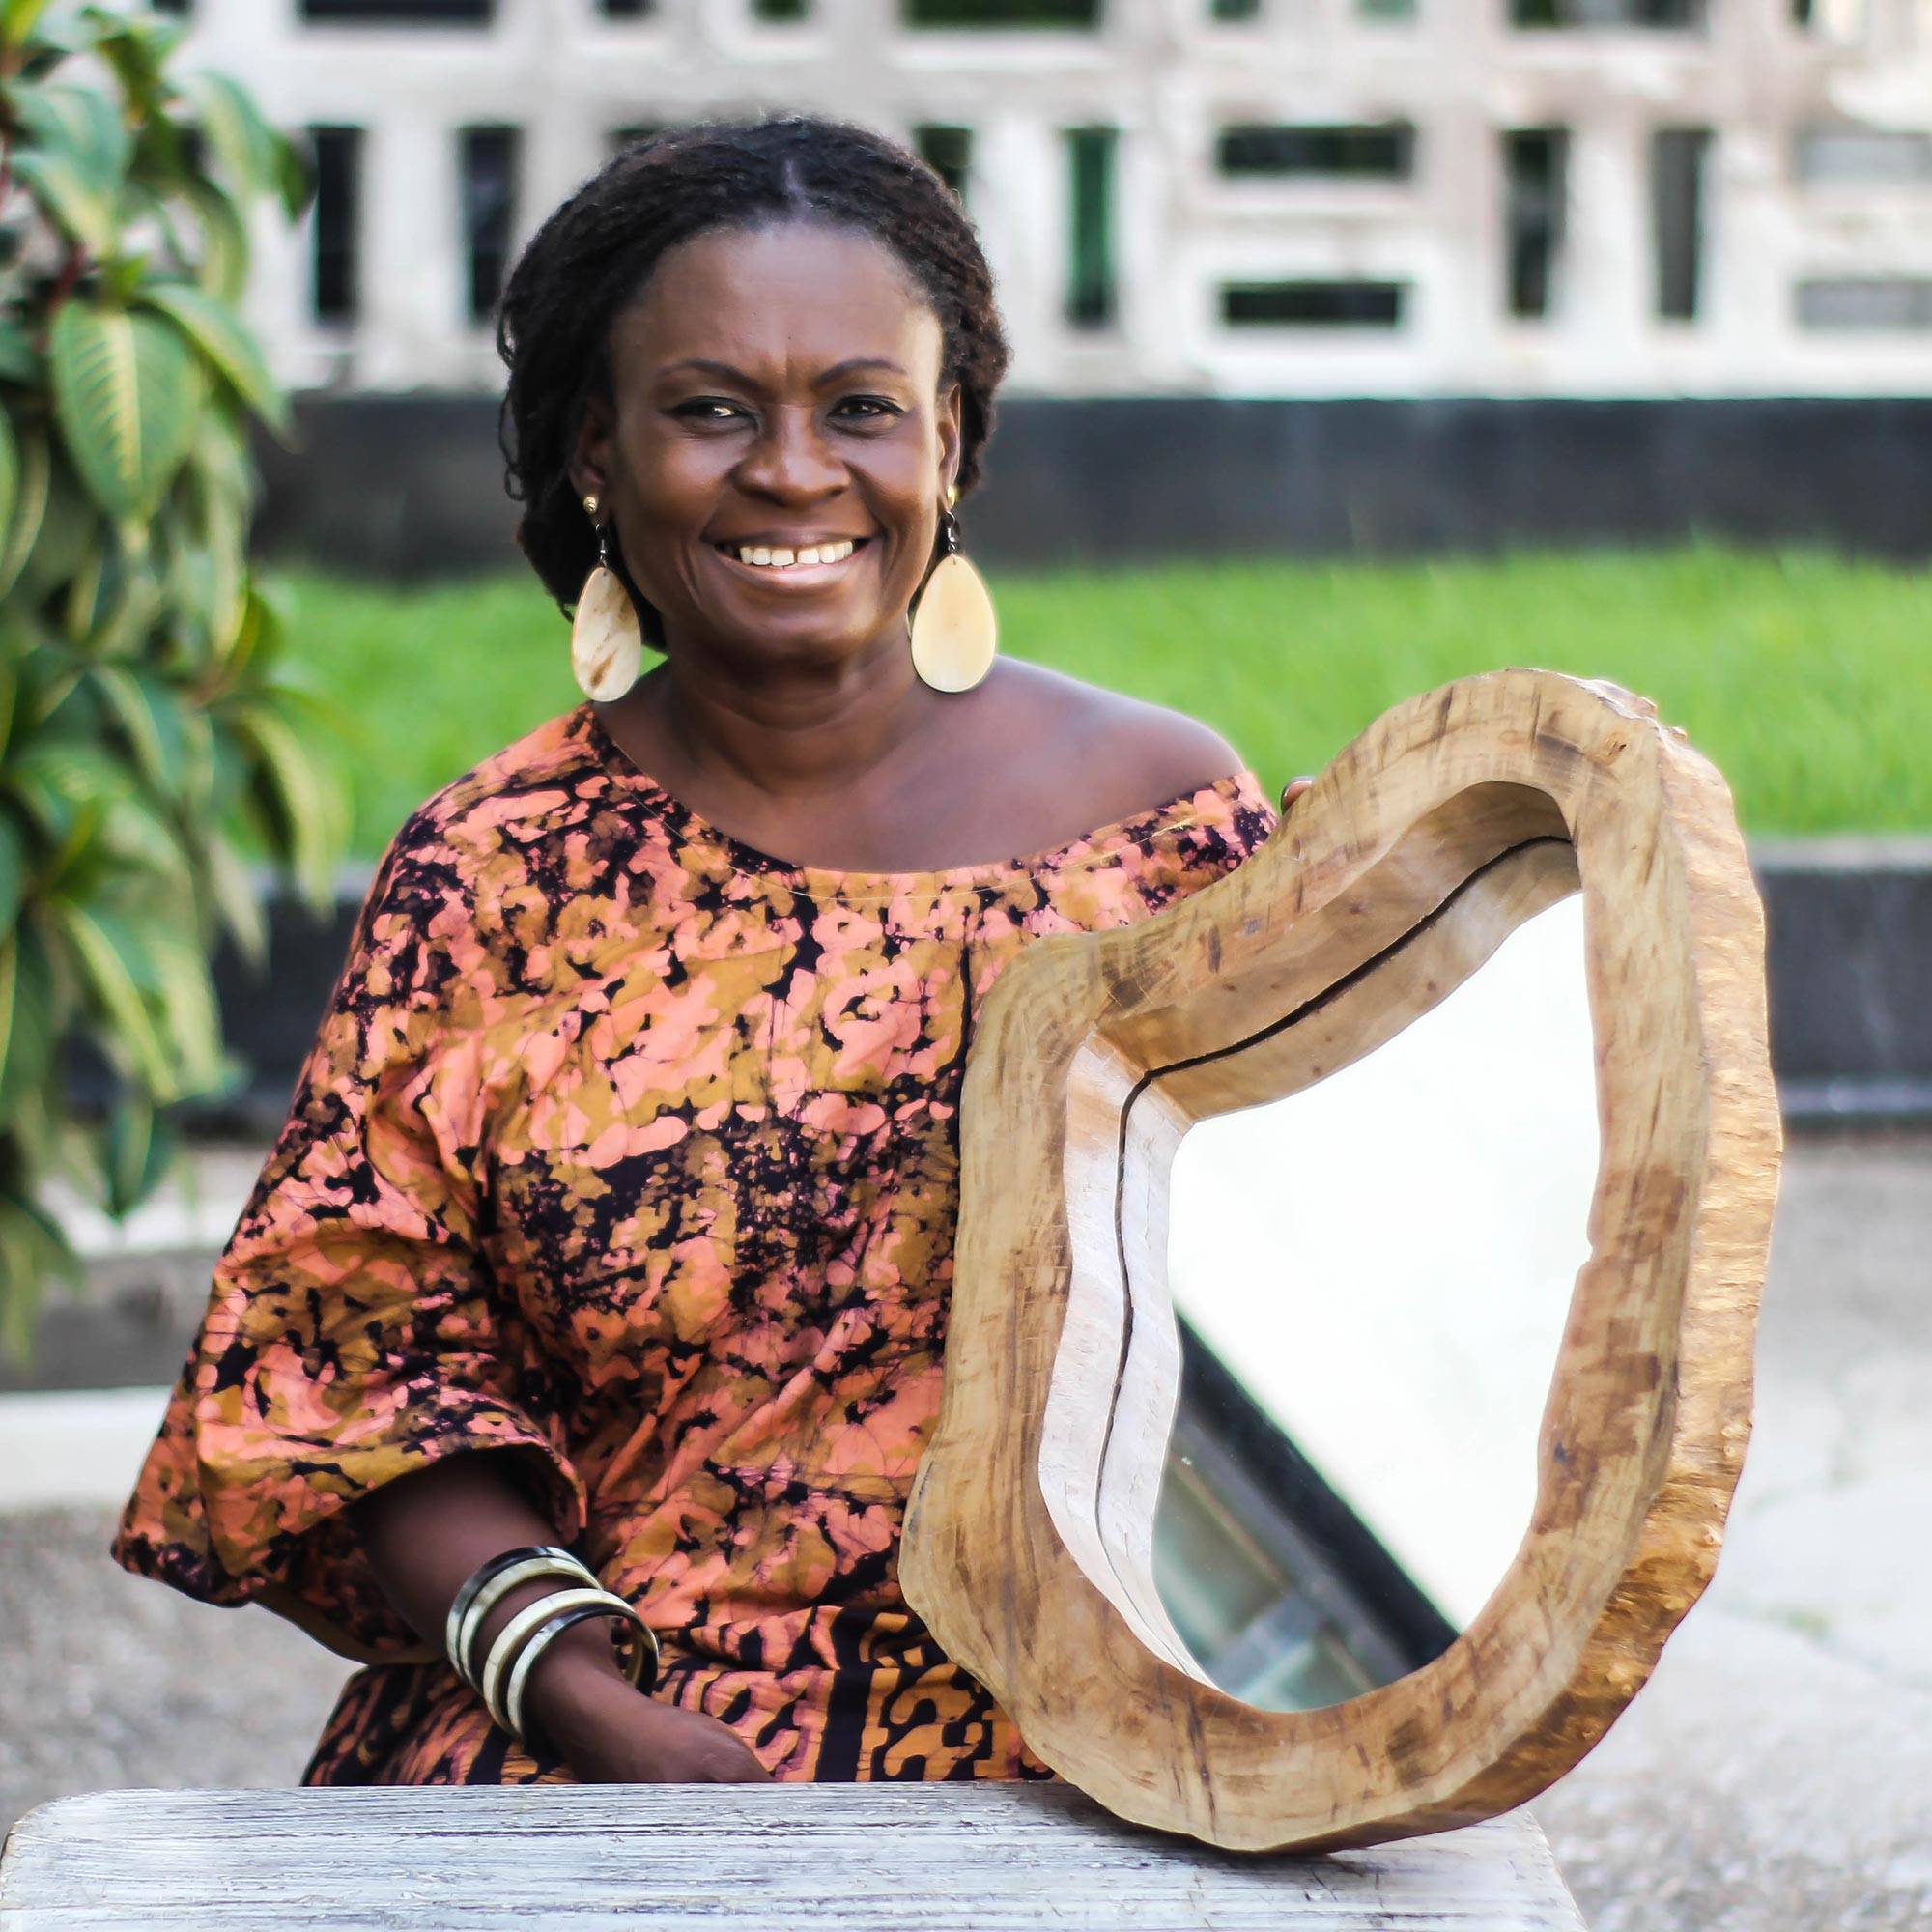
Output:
(567, 391), (615, 510)
(938, 380), (963, 499)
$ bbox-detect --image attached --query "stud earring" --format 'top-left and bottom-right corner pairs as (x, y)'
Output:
(908, 485), (997, 694)
(570, 521), (644, 702)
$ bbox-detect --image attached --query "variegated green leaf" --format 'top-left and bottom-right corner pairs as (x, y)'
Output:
(142, 924), (227, 1092)
(204, 824), (266, 966)
(273, 128), (312, 222)
(0, 811), (26, 934)
(102, 1091), (177, 1218)
(53, 900), (176, 1098)
(134, 279), (290, 439)
(0, 1191), (75, 1364)
(0, 418), (51, 603)
(14, 443), (95, 607)
(2, 732), (124, 845)
(0, 404), (16, 561)
(48, 300), (203, 523)
(179, 175), (250, 305)
(77, 9), (185, 118)
(0, 923), (55, 1115)
(235, 699), (345, 909)
(185, 70), (281, 203)
(4, 79), (132, 189)
(91, 663), (185, 794)
(8, 149), (116, 259)
(61, 539), (106, 640)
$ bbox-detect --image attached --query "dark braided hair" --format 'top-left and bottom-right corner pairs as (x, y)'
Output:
(496, 113), (1011, 638)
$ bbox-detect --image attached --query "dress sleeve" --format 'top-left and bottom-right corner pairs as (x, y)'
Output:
(108, 809), (588, 1665)
(1132, 768), (1280, 908)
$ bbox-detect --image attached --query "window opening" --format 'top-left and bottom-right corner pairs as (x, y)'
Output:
(913, 125), (973, 203)
(903, 0), (1100, 25)
(307, 125), (362, 324)
(299, 0), (494, 21)
(459, 125), (518, 324)
(1216, 123), (1415, 180)
(1220, 280), (1406, 327)
(1510, 0), (1701, 25)
(1503, 127), (1569, 318)
(1652, 125), (1712, 321)
(1065, 126), (1119, 329)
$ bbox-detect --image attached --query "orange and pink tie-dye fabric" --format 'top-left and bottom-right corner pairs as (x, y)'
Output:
(110, 702), (1278, 1785)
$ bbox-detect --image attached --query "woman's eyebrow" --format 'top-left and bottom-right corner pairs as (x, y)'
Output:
(655, 356), (908, 387)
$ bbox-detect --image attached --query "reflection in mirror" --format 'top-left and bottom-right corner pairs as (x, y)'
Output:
(1151, 894), (1598, 1712)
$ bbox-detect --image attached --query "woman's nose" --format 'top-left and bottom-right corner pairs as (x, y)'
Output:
(735, 403), (846, 498)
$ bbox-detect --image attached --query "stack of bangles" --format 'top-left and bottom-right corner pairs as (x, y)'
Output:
(444, 1545), (661, 1756)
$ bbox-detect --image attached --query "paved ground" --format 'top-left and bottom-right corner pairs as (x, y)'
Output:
(1, 1132), (1926, 1930)
(1532, 1131), (1932, 1932)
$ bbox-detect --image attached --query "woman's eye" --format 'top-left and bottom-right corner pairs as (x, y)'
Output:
(837, 397), (898, 421)
(673, 399), (743, 423)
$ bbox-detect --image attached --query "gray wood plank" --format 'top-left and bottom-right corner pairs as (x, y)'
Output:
(0, 1784), (1587, 1931)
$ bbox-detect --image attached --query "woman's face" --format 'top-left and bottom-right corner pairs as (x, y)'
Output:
(570, 218), (963, 677)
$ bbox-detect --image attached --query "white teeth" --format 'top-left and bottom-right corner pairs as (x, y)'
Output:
(730, 539), (857, 568)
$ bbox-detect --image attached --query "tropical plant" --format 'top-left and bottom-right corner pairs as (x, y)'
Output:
(0, 0), (344, 1357)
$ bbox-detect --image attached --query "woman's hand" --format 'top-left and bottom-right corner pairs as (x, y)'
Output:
(1280, 775), (1314, 814)
(525, 1648), (774, 1783)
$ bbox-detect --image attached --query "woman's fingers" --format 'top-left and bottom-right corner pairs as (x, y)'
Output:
(1279, 775), (1315, 812)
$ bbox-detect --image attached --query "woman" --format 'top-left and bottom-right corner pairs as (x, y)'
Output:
(110, 114), (1280, 1787)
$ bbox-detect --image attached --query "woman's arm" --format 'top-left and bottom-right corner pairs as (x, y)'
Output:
(348, 1448), (770, 1782)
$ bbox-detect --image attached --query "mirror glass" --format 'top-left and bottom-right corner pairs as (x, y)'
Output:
(1151, 895), (1599, 1712)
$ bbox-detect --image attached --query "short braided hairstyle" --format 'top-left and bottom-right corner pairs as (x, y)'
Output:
(496, 112), (1011, 630)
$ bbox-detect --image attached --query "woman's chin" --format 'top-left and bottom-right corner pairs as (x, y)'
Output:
(700, 611), (905, 675)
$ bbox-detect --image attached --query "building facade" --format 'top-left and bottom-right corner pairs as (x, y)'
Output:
(174, 0), (1932, 401)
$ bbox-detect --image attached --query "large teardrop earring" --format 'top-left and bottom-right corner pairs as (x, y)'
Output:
(908, 483), (997, 694)
(571, 497), (644, 703)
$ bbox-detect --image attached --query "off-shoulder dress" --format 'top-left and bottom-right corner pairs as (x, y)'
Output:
(109, 701), (1277, 1785)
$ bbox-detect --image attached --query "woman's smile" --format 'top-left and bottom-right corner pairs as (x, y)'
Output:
(705, 531), (877, 591)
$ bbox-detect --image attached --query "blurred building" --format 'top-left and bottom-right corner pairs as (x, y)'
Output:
(168, 0), (1932, 566)
(175, 0), (1932, 397)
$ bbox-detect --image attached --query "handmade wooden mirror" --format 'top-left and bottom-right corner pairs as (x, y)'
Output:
(900, 669), (1781, 1854)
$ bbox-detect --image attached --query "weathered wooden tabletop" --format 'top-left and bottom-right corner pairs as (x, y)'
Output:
(0, 1782), (1585, 1930)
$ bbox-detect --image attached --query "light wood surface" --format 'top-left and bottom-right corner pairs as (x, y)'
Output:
(0, 1784), (1586, 1930)
(900, 669), (1781, 1853)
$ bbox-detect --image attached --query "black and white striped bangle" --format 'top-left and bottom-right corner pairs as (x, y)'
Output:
(501, 1597), (659, 1752)
(444, 1545), (598, 1693)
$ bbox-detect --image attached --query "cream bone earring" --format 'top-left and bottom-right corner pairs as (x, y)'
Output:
(571, 492), (645, 702)
(908, 481), (998, 694)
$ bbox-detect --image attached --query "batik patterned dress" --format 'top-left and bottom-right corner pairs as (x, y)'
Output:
(110, 702), (1277, 1786)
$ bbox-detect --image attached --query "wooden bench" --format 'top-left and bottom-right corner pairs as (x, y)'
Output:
(0, 1783), (1586, 1928)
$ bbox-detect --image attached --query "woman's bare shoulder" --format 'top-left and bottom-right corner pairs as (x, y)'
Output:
(969, 658), (1250, 824)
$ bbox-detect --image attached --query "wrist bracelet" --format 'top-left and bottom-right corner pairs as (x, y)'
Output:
(479, 1585), (636, 1736)
(502, 1599), (656, 1754)
(445, 1545), (598, 1692)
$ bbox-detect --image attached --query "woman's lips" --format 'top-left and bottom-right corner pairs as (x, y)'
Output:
(707, 536), (874, 591)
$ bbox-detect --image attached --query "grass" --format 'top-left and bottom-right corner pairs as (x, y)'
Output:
(266, 541), (1932, 860)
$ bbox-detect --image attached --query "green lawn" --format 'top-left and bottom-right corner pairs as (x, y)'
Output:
(268, 541), (1932, 860)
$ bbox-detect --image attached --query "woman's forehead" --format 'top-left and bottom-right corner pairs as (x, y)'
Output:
(611, 221), (943, 385)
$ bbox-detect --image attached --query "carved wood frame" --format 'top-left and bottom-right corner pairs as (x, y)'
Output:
(900, 670), (1781, 1854)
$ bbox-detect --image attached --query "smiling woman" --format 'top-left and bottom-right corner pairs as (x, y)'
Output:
(106, 114), (1278, 1790)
